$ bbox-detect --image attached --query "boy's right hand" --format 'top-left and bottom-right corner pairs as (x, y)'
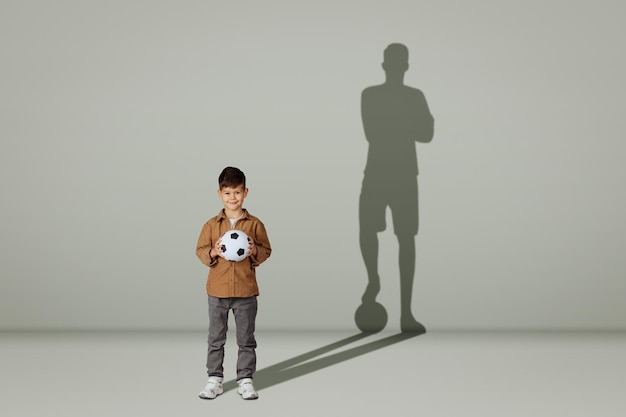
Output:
(212, 239), (225, 259)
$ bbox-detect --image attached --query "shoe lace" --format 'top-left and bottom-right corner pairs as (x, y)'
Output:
(241, 382), (256, 394)
(206, 380), (220, 391)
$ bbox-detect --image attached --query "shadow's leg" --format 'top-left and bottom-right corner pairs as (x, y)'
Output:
(359, 228), (380, 304)
(397, 234), (425, 333)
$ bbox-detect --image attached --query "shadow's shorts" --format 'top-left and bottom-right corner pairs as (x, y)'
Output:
(359, 174), (418, 236)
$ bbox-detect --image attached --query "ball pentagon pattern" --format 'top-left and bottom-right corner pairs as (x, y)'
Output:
(219, 229), (250, 262)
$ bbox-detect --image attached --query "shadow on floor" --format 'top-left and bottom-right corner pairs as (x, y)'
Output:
(223, 331), (424, 392)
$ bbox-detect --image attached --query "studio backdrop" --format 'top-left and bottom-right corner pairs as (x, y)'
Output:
(1, 0), (625, 331)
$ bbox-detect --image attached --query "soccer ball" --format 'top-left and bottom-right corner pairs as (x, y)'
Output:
(220, 229), (250, 262)
(354, 301), (388, 333)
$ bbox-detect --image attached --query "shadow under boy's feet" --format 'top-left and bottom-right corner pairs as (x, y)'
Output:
(221, 331), (424, 393)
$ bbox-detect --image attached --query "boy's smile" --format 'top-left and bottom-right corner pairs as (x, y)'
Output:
(218, 185), (248, 217)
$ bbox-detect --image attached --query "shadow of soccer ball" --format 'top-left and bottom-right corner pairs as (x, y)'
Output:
(354, 301), (388, 333)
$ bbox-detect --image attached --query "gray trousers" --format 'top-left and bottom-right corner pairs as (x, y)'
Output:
(206, 295), (258, 380)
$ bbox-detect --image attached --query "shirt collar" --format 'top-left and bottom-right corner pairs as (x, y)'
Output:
(216, 208), (249, 221)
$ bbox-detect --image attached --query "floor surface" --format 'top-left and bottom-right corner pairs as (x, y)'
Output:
(1, 331), (625, 416)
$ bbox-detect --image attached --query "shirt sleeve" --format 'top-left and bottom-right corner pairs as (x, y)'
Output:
(249, 220), (271, 268)
(196, 222), (218, 267)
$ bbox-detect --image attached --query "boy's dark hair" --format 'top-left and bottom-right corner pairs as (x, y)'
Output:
(218, 166), (246, 189)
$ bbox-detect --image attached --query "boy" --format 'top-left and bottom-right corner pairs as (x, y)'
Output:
(196, 167), (271, 400)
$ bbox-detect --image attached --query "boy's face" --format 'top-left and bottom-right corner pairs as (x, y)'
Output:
(218, 184), (248, 214)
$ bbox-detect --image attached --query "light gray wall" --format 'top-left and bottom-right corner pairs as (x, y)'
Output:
(1, 0), (625, 331)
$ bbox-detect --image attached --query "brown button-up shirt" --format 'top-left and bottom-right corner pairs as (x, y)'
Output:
(196, 209), (271, 298)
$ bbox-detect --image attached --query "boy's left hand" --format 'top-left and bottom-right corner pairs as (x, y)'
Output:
(247, 237), (257, 258)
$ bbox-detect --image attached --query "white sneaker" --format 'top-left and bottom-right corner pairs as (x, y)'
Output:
(199, 377), (224, 399)
(237, 378), (258, 400)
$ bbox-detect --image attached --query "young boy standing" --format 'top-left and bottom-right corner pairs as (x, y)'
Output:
(196, 167), (271, 400)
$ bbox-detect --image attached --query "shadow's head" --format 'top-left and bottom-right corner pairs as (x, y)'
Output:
(382, 43), (409, 74)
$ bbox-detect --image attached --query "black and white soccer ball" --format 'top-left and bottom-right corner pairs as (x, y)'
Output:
(220, 229), (250, 262)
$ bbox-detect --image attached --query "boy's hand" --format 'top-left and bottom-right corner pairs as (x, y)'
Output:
(211, 239), (225, 259)
(247, 237), (257, 258)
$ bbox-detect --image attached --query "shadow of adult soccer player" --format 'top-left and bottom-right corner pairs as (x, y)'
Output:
(221, 331), (421, 393)
(356, 43), (434, 333)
